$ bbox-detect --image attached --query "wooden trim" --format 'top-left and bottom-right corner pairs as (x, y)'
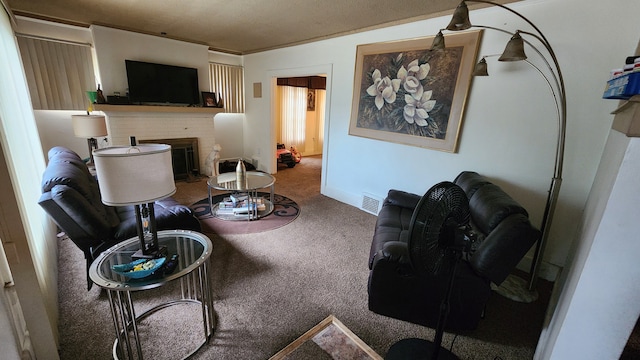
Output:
(269, 315), (382, 360)
(94, 104), (224, 114)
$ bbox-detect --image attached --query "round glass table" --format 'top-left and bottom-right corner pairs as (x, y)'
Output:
(89, 230), (214, 360)
(207, 171), (276, 220)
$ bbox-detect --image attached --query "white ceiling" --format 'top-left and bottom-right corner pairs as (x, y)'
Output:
(6, 0), (517, 55)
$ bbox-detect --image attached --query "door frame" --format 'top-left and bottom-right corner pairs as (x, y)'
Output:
(267, 64), (333, 194)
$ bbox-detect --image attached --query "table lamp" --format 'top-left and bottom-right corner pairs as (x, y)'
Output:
(93, 143), (176, 259)
(71, 114), (107, 167)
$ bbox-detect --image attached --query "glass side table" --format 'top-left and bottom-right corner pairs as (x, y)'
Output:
(89, 230), (215, 360)
(207, 171), (276, 221)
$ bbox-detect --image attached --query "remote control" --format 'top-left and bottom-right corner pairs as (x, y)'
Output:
(164, 254), (179, 274)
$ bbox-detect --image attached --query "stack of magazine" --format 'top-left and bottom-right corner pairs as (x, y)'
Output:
(217, 194), (266, 216)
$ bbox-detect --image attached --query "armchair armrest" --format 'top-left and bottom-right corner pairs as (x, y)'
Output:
(113, 201), (201, 240)
(469, 213), (540, 285)
(384, 189), (421, 209)
(38, 185), (114, 250)
(370, 241), (412, 274)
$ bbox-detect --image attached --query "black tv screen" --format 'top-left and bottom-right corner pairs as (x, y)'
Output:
(125, 60), (200, 105)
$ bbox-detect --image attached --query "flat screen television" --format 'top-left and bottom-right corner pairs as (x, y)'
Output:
(125, 60), (200, 105)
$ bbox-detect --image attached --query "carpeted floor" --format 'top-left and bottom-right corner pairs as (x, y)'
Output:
(57, 156), (553, 359)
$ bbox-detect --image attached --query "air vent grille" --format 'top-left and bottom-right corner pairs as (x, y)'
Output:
(361, 193), (382, 215)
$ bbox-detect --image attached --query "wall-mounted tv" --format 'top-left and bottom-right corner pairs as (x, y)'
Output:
(125, 60), (200, 106)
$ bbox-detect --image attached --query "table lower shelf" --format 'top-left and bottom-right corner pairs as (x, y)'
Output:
(211, 199), (274, 221)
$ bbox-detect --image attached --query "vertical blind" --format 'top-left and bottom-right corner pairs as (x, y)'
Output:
(208, 63), (244, 113)
(17, 36), (96, 110)
(277, 85), (307, 151)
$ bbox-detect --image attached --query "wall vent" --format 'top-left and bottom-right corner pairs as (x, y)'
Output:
(361, 193), (382, 215)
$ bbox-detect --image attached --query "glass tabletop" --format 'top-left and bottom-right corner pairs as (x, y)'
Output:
(89, 230), (212, 291)
(208, 171), (275, 191)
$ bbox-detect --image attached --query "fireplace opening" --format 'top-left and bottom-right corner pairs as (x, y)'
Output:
(140, 137), (199, 181)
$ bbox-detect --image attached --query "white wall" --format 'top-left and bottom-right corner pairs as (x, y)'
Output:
(17, 18), (246, 161)
(91, 25), (210, 98)
(536, 130), (640, 359)
(242, 0), (640, 276)
(1, 9), (59, 359)
(214, 113), (245, 160)
(34, 110), (107, 160)
(15, 15), (93, 44)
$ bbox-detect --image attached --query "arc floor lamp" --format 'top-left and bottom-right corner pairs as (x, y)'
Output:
(433, 0), (567, 301)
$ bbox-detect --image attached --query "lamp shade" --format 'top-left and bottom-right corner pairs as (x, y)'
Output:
(431, 30), (446, 51)
(72, 115), (107, 138)
(498, 32), (527, 62)
(445, 1), (471, 31)
(473, 58), (489, 76)
(93, 144), (176, 206)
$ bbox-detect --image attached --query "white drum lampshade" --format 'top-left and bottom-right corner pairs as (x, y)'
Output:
(71, 114), (107, 138)
(72, 114), (108, 166)
(93, 144), (176, 206)
(93, 144), (175, 258)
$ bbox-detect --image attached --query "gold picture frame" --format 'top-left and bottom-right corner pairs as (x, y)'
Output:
(349, 30), (483, 152)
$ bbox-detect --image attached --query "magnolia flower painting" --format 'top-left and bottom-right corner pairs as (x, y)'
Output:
(349, 30), (483, 152)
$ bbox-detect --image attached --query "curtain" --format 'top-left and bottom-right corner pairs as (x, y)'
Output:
(208, 63), (244, 113)
(277, 85), (306, 150)
(17, 36), (96, 110)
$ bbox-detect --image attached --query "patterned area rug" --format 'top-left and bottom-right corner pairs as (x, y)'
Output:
(190, 192), (300, 234)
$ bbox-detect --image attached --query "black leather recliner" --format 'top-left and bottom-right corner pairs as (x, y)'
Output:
(38, 146), (202, 289)
(367, 171), (540, 331)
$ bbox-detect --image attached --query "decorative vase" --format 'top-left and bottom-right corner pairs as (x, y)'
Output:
(236, 159), (246, 190)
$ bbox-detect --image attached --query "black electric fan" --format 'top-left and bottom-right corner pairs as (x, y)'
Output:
(385, 181), (471, 360)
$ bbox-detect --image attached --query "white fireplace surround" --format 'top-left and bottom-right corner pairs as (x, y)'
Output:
(96, 105), (223, 174)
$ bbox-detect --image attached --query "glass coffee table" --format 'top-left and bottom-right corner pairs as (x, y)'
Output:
(207, 171), (275, 221)
(89, 230), (215, 360)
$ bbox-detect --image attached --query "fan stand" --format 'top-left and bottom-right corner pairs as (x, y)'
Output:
(385, 249), (461, 360)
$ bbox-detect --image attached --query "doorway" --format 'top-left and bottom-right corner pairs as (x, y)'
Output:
(275, 79), (325, 158)
(268, 64), (332, 195)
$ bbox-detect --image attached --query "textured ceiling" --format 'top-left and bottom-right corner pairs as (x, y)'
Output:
(6, 0), (517, 55)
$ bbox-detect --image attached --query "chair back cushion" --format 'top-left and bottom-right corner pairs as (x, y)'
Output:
(39, 147), (120, 252)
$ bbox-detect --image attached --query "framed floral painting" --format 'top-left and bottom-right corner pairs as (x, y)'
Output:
(349, 30), (483, 152)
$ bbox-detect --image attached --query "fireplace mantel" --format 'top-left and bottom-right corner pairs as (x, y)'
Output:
(95, 104), (224, 115)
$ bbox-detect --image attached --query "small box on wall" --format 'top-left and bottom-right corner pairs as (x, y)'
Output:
(603, 72), (640, 100)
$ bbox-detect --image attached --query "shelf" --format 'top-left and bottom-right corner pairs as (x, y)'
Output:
(94, 104), (224, 114)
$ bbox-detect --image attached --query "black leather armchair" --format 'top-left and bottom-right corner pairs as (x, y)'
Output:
(38, 146), (202, 289)
(367, 171), (540, 331)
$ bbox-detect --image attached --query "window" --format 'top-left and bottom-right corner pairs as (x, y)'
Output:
(17, 36), (96, 110)
(277, 85), (307, 150)
(208, 63), (244, 113)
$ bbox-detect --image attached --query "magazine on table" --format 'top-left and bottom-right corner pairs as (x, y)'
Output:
(217, 195), (266, 215)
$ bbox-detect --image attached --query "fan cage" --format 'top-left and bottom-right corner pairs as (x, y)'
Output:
(407, 181), (470, 277)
